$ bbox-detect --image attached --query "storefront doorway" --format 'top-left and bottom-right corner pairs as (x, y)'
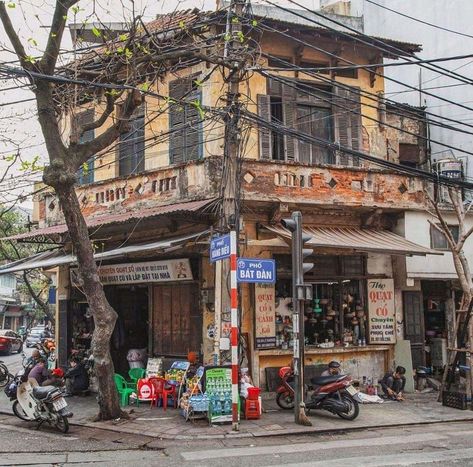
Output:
(106, 285), (149, 375)
(151, 283), (201, 358)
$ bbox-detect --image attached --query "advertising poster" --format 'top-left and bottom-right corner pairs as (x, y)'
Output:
(255, 283), (276, 349)
(367, 279), (396, 344)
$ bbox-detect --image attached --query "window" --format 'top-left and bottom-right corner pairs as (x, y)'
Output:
(399, 143), (421, 168)
(75, 109), (95, 185)
(169, 77), (203, 164)
(258, 80), (361, 166)
(268, 56), (293, 69)
(299, 61), (330, 75)
(430, 224), (459, 250)
(118, 106), (145, 177)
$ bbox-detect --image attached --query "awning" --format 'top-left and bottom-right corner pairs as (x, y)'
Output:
(2, 198), (215, 241)
(264, 226), (442, 256)
(0, 230), (209, 274)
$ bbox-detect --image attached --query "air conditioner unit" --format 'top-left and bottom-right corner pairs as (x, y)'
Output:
(432, 158), (464, 203)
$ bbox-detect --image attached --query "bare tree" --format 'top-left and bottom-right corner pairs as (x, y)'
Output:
(0, 1), (224, 419)
(427, 186), (473, 397)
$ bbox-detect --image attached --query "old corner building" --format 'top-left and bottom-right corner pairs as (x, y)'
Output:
(0, 6), (450, 390)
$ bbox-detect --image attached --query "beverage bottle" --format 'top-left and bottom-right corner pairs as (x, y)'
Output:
(215, 400), (222, 415)
(223, 399), (231, 415)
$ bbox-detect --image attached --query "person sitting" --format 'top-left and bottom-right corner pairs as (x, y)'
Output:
(28, 358), (49, 386)
(321, 361), (341, 377)
(64, 358), (89, 396)
(380, 366), (406, 401)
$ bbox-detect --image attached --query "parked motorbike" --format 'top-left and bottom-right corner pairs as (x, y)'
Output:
(4, 354), (73, 433)
(276, 366), (360, 420)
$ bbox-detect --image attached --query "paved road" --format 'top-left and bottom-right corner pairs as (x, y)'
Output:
(0, 345), (32, 375)
(0, 415), (473, 466)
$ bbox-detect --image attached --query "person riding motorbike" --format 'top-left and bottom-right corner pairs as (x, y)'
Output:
(321, 361), (341, 377)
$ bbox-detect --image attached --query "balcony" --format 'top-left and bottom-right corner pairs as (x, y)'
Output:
(37, 157), (427, 227)
(241, 159), (427, 210)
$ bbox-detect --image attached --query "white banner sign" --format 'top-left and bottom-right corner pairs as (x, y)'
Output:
(72, 259), (192, 285)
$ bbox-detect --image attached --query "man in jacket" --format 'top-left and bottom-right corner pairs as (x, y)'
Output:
(380, 366), (406, 401)
(64, 358), (89, 396)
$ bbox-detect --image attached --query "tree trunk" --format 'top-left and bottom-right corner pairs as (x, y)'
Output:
(54, 182), (122, 420)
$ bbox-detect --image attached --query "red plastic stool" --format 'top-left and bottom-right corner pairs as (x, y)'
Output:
(247, 387), (260, 400)
(245, 398), (260, 420)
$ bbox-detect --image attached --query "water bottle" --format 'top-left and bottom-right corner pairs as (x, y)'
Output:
(223, 399), (231, 415)
(215, 400), (222, 415)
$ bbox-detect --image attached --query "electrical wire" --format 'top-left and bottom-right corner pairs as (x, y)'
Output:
(364, 0), (473, 40)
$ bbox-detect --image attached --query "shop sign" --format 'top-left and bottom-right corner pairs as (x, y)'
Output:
(146, 358), (163, 378)
(237, 258), (276, 284)
(210, 234), (231, 262)
(367, 279), (396, 344)
(255, 283), (276, 349)
(71, 259), (193, 285)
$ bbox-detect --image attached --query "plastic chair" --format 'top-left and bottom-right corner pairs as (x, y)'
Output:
(114, 374), (135, 406)
(150, 377), (176, 410)
(128, 368), (146, 386)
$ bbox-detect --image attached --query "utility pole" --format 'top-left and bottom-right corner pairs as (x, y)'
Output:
(217, 0), (246, 431)
(282, 212), (313, 426)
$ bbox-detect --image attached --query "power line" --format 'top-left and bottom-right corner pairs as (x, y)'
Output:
(365, 0), (473, 40)
(259, 0), (473, 101)
(253, 19), (473, 130)
(241, 108), (473, 190)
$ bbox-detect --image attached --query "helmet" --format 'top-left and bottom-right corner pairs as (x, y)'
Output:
(328, 361), (340, 369)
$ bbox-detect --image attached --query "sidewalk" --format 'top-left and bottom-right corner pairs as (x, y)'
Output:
(1, 390), (473, 440)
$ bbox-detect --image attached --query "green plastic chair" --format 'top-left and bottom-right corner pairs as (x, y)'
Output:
(128, 368), (146, 386)
(114, 374), (135, 406)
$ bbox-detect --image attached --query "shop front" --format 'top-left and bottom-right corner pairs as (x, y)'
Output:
(244, 223), (439, 390)
(68, 257), (202, 374)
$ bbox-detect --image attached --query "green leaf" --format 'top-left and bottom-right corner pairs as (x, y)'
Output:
(194, 79), (203, 87)
(179, 20), (185, 29)
(118, 34), (128, 41)
(116, 46), (124, 54)
(237, 31), (245, 43)
(81, 162), (89, 175)
(62, 15), (68, 21)
(7, 2), (15, 8)
(24, 55), (36, 64)
(192, 100), (205, 120)
(124, 47), (133, 59)
(50, 32), (57, 38)
(91, 26), (101, 38)
(71, 5), (82, 14)
(224, 33), (231, 42)
(252, 19), (258, 27)
(28, 38), (38, 47)
(231, 17), (239, 24)
(4, 154), (15, 162)
(140, 82), (150, 92)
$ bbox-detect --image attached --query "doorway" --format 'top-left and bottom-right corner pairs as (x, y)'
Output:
(105, 285), (149, 376)
(403, 291), (425, 368)
(151, 282), (201, 358)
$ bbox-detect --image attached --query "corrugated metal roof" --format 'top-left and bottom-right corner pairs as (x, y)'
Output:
(3, 198), (215, 242)
(265, 225), (441, 256)
(0, 230), (210, 274)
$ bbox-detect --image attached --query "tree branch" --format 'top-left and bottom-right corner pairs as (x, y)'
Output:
(80, 93), (117, 134)
(40, 0), (79, 74)
(74, 89), (142, 166)
(22, 271), (55, 325)
(0, 1), (33, 71)
(425, 190), (457, 251)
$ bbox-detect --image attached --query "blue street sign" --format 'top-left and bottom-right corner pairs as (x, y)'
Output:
(210, 234), (231, 262)
(237, 258), (276, 284)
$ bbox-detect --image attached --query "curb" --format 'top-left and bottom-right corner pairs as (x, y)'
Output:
(2, 408), (473, 440)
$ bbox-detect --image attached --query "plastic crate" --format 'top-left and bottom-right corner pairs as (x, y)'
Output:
(442, 391), (468, 410)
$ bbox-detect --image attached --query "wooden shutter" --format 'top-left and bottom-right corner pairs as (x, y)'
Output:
(282, 83), (297, 162)
(257, 94), (272, 160)
(169, 77), (201, 164)
(333, 85), (362, 166)
(76, 109), (95, 184)
(184, 89), (203, 161)
(119, 106), (145, 176)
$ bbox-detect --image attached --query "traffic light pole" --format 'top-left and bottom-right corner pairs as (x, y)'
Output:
(286, 212), (312, 426)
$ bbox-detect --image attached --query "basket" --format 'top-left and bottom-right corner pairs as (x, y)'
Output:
(247, 387), (261, 400)
(442, 390), (468, 410)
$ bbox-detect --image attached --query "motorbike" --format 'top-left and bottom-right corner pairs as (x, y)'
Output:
(276, 366), (360, 420)
(4, 353), (73, 433)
